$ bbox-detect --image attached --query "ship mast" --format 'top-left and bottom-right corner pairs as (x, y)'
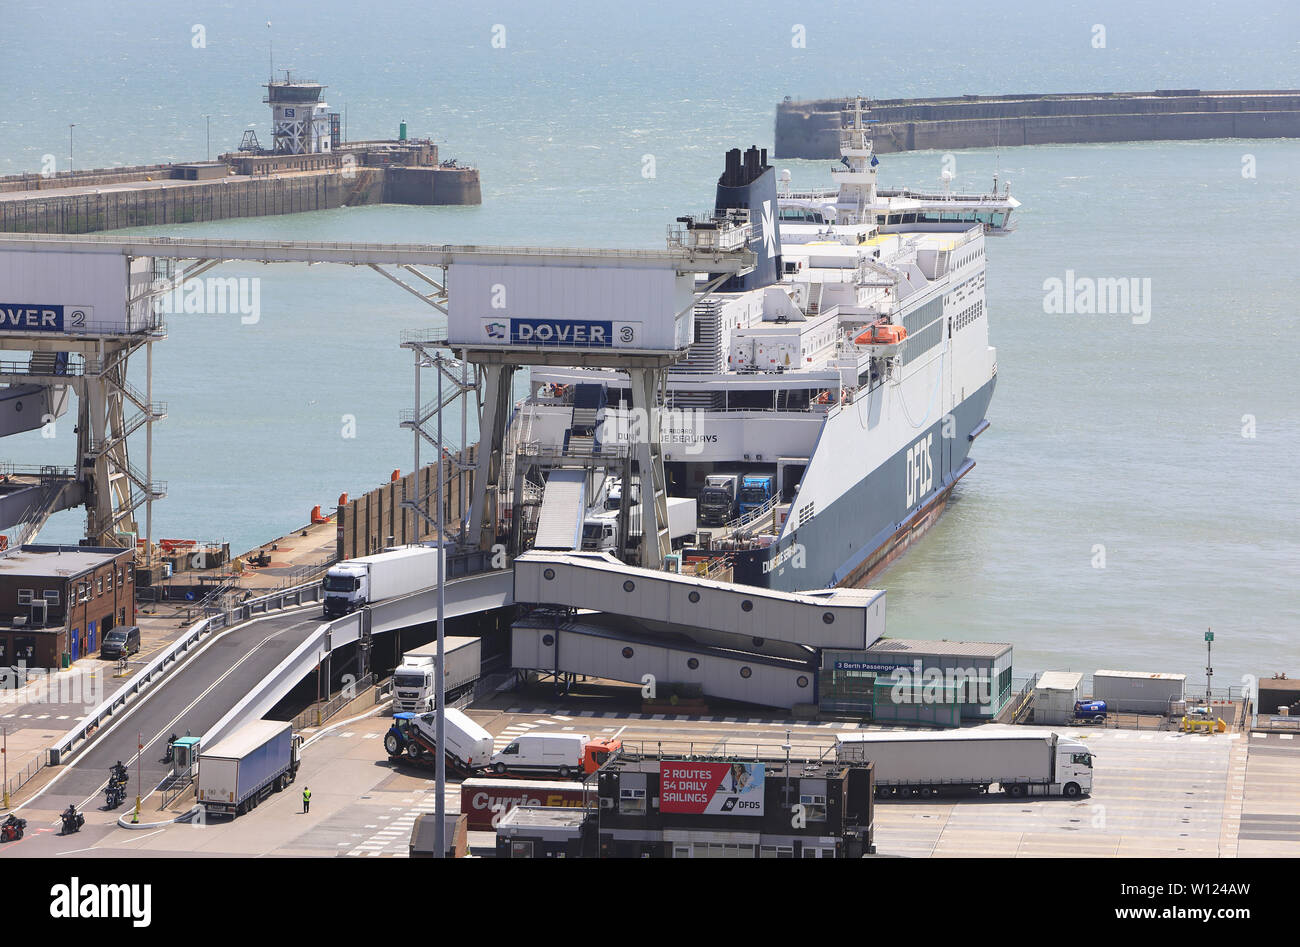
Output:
(832, 95), (879, 226)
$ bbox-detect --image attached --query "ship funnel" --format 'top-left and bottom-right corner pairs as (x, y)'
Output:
(713, 145), (783, 292)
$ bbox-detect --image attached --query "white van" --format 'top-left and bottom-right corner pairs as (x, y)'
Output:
(490, 732), (590, 778)
(409, 708), (494, 771)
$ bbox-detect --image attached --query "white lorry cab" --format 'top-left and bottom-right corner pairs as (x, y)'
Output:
(490, 732), (590, 778)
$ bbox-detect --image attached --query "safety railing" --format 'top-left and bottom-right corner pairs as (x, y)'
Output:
(292, 672), (377, 730)
(47, 579), (323, 766)
(1, 755), (46, 807)
(0, 231), (756, 267)
(616, 738), (834, 764)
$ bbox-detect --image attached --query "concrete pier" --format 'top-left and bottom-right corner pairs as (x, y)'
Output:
(0, 139), (481, 235)
(775, 89), (1300, 157)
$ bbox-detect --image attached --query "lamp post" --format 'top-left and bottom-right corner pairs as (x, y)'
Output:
(205, 114), (211, 162)
(434, 354), (447, 858)
(68, 124), (77, 173)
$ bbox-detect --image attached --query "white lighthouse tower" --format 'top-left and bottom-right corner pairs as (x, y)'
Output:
(264, 71), (332, 155)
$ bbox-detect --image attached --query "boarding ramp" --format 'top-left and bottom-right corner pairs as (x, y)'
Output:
(205, 558), (512, 745)
(514, 550), (883, 650)
(513, 612), (816, 710)
(532, 468), (587, 551)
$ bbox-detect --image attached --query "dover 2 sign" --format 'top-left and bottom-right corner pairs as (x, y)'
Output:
(659, 762), (765, 816)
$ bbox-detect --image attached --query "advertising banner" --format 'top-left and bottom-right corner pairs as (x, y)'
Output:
(659, 761), (765, 816)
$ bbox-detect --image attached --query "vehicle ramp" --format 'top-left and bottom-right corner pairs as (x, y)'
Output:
(513, 550), (883, 650)
(532, 468), (587, 551)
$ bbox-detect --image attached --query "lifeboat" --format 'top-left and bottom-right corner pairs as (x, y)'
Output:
(854, 322), (907, 345)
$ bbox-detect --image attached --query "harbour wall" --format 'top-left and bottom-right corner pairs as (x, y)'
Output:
(775, 90), (1300, 157)
(0, 150), (481, 235)
(335, 446), (478, 561)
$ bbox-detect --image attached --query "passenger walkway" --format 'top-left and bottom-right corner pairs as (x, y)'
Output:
(513, 550), (883, 650)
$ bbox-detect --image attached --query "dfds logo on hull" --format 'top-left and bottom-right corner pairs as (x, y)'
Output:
(905, 432), (934, 507)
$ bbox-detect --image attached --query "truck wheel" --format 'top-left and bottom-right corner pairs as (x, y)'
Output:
(1064, 782), (1081, 798)
(558, 765), (572, 778)
(407, 742), (422, 759)
(920, 787), (935, 799)
(493, 763), (506, 774)
(1008, 784), (1025, 798)
(384, 734), (400, 755)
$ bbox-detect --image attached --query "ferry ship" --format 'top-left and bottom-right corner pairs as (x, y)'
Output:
(503, 100), (1007, 592)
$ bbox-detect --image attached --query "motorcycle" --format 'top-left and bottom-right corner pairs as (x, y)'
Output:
(161, 733), (179, 765)
(0, 814), (26, 842)
(105, 762), (129, 809)
(61, 806), (84, 835)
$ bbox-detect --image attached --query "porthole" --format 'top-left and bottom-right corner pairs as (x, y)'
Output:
(822, 612), (835, 624)
(543, 568), (556, 581)
(688, 590), (700, 603)
(622, 647), (634, 659)
(751, 636), (765, 647)
(542, 634), (555, 647)
(741, 599), (754, 612)
(739, 666), (752, 679)
(796, 675), (809, 688)
(623, 580), (635, 593)
(687, 657), (699, 670)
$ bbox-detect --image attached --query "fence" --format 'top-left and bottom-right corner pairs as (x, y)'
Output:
(47, 579), (324, 766)
(292, 673), (377, 730)
(1, 755), (46, 806)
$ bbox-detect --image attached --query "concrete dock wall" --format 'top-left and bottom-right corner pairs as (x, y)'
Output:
(0, 164), (479, 235)
(336, 446), (478, 561)
(775, 90), (1300, 157)
(0, 173), (348, 234)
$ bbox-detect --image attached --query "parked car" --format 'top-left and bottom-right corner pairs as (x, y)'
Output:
(100, 626), (141, 659)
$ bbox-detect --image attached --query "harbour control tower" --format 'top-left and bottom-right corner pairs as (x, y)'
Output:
(264, 72), (336, 155)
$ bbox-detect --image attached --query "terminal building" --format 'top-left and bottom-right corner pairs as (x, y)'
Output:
(0, 545), (136, 667)
(495, 756), (875, 858)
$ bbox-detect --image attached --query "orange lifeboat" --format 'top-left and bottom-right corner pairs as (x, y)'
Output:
(854, 322), (907, 345)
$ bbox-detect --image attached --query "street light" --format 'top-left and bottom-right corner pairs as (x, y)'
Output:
(205, 114), (211, 162)
(68, 124), (77, 173)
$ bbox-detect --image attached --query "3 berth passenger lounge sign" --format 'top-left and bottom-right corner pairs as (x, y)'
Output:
(659, 762), (765, 816)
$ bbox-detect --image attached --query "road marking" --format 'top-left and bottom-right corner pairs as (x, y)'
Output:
(1281, 734), (1294, 740)
(338, 732), (354, 738)
(361, 733), (378, 740)
(553, 715), (573, 721)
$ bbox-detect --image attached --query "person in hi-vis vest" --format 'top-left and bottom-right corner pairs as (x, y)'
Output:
(302, 786), (311, 814)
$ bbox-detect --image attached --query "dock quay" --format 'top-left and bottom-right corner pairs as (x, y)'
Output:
(775, 89), (1300, 157)
(0, 72), (480, 235)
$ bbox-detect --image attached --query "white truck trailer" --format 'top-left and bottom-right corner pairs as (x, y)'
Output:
(835, 728), (1094, 799)
(392, 636), (482, 713)
(322, 545), (443, 618)
(197, 720), (303, 818)
(580, 496), (697, 553)
(387, 707), (494, 774)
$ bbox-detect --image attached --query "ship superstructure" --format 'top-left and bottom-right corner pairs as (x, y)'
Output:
(499, 136), (1003, 592)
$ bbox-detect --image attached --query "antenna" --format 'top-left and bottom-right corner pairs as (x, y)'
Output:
(267, 20), (273, 82)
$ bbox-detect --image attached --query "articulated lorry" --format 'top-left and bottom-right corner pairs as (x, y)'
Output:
(835, 728), (1094, 799)
(580, 497), (697, 553)
(460, 778), (591, 830)
(392, 636), (482, 713)
(197, 720), (303, 818)
(322, 545), (443, 618)
(385, 708), (494, 774)
(697, 474), (739, 526)
(737, 473), (776, 516)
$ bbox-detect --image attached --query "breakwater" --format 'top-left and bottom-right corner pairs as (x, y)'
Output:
(775, 89), (1300, 157)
